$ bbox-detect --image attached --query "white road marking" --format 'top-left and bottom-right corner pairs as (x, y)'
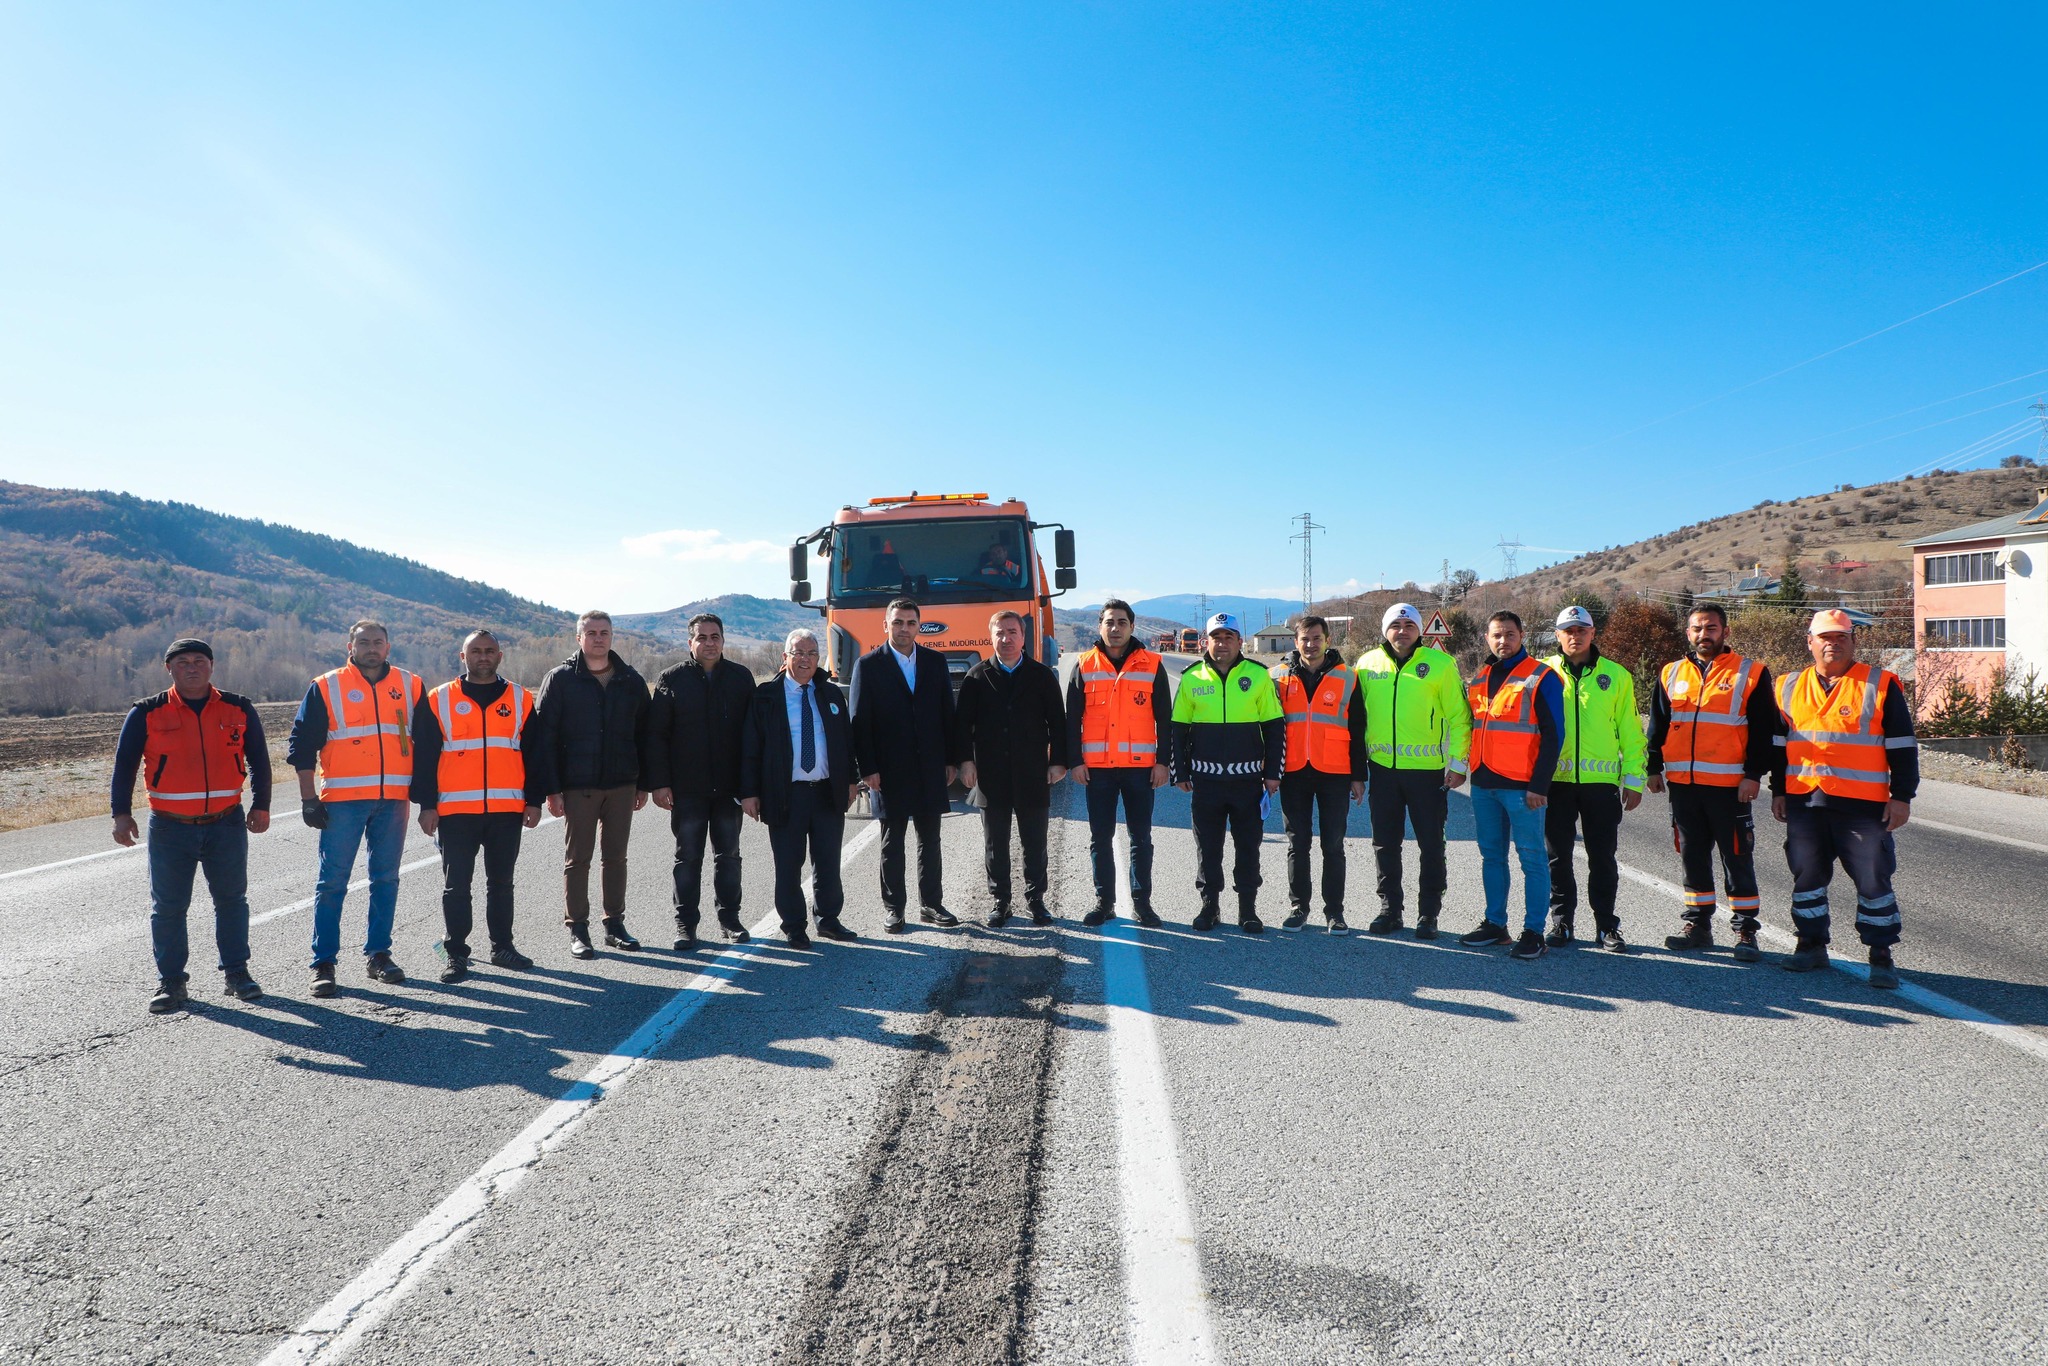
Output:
(1904, 815), (2048, 856)
(0, 808), (306, 883)
(1100, 830), (1219, 1366)
(258, 820), (883, 1366)
(1602, 851), (2048, 1066)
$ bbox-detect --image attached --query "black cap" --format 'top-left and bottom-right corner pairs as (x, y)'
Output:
(163, 638), (214, 663)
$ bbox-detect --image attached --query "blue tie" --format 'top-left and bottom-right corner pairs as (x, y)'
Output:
(800, 682), (816, 772)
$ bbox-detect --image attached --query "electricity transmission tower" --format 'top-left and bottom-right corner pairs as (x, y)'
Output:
(1197, 591), (1210, 622)
(2034, 398), (2048, 462)
(1292, 513), (1325, 618)
(1496, 536), (1525, 580)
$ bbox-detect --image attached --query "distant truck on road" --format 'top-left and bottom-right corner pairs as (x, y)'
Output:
(1177, 627), (1200, 653)
(789, 492), (1076, 687)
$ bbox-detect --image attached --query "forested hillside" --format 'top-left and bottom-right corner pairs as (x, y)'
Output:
(0, 482), (581, 714)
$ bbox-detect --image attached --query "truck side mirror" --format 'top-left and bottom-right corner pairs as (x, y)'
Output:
(788, 544), (809, 581)
(1054, 529), (1076, 569)
(791, 581), (812, 603)
(1054, 567), (1077, 591)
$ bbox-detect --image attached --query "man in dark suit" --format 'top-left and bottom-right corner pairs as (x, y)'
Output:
(956, 610), (1069, 927)
(740, 629), (859, 948)
(849, 597), (963, 933)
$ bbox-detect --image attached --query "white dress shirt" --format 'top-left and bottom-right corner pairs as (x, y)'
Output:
(783, 673), (829, 782)
(891, 643), (919, 693)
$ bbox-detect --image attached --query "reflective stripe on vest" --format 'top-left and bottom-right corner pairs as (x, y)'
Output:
(1273, 663), (1355, 774)
(141, 688), (249, 816)
(1660, 653), (1759, 787)
(315, 664), (421, 801)
(1776, 663), (1906, 802)
(1078, 646), (1163, 768)
(1467, 656), (1546, 783)
(429, 680), (532, 815)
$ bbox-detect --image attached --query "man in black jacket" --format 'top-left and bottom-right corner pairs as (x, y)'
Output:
(849, 598), (963, 933)
(530, 610), (649, 960)
(644, 614), (757, 950)
(740, 628), (860, 947)
(956, 610), (1070, 927)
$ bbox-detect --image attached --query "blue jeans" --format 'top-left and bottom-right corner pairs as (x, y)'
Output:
(1085, 767), (1156, 903)
(1470, 784), (1550, 932)
(311, 798), (409, 965)
(147, 808), (251, 981)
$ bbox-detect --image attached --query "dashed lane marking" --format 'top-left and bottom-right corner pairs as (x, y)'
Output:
(1101, 829), (1220, 1366)
(257, 820), (884, 1366)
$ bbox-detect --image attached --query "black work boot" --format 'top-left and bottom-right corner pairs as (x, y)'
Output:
(1027, 899), (1054, 927)
(567, 924), (596, 959)
(310, 962), (338, 998)
(222, 969), (263, 1000)
(1082, 901), (1116, 928)
(365, 952), (405, 985)
(1191, 901), (1221, 933)
(1664, 919), (1714, 952)
(602, 919), (641, 951)
(673, 922), (699, 952)
(1413, 915), (1439, 941)
(1867, 948), (1898, 990)
(1366, 908), (1403, 935)
(883, 907), (908, 935)
(148, 979), (189, 1014)
(1784, 939), (1830, 972)
(1281, 905), (1310, 930)
(1133, 898), (1162, 929)
(1731, 929), (1761, 962)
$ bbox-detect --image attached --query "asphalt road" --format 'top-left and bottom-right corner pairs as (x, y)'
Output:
(4, 665), (2045, 1364)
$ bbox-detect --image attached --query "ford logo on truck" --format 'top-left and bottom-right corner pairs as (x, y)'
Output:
(919, 621), (947, 634)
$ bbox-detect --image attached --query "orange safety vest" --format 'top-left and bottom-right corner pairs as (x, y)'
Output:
(1467, 655), (1548, 784)
(1273, 660), (1356, 774)
(1660, 652), (1761, 787)
(315, 662), (423, 801)
(141, 688), (249, 816)
(1776, 663), (1904, 803)
(1077, 645), (1163, 768)
(428, 680), (534, 815)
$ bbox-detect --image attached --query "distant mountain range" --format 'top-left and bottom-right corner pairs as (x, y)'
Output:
(616, 594), (820, 647)
(1125, 594), (1298, 628)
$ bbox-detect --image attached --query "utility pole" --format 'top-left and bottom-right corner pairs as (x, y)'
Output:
(1291, 512), (1325, 619)
(2034, 397), (2048, 463)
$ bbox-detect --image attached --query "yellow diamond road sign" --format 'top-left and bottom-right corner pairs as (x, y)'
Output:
(1422, 611), (1450, 639)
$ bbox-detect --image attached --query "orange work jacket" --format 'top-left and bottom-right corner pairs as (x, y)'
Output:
(1660, 652), (1761, 787)
(315, 663), (423, 801)
(142, 688), (249, 816)
(1077, 645), (1162, 768)
(1467, 655), (1548, 784)
(1777, 663), (1903, 803)
(429, 681), (534, 814)
(1273, 661), (1356, 775)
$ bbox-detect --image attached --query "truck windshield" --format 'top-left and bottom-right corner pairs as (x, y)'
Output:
(831, 517), (1032, 603)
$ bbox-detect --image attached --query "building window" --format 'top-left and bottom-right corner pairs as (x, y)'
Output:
(1924, 551), (2004, 585)
(1923, 617), (2007, 649)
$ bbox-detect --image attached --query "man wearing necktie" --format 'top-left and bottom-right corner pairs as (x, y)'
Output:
(740, 629), (859, 948)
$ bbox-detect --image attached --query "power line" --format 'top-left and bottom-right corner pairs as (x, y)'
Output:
(1566, 260), (2048, 457)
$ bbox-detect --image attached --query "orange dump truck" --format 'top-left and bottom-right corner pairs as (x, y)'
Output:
(789, 493), (1077, 686)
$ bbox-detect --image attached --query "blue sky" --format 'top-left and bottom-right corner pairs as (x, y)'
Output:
(3, 4), (2043, 613)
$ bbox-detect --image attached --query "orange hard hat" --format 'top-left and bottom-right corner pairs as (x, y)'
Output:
(1808, 608), (1854, 636)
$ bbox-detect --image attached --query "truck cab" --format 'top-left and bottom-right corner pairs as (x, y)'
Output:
(789, 493), (1076, 687)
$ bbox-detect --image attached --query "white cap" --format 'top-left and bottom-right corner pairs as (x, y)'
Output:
(1555, 605), (1596, 630)
(1205, 612), (1242, 636)
(1383, 603), (1422, 632)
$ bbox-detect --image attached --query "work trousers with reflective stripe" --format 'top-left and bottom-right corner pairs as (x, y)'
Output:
(1668, 782), (1760, 931)
(1783, 798), (1900, 949)
(1192, 778), (1265, 914)
(1085, 767), (1156, 905)
(147, 808), (250, 982)
(562, 785), (636, 924)
(438, 811), (522, 956)
(1280, 768), (1351, 916)
(670, 794), (743, 930)
(1367, 764), (1448, 920)
(1543, 781), (1621, 933)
